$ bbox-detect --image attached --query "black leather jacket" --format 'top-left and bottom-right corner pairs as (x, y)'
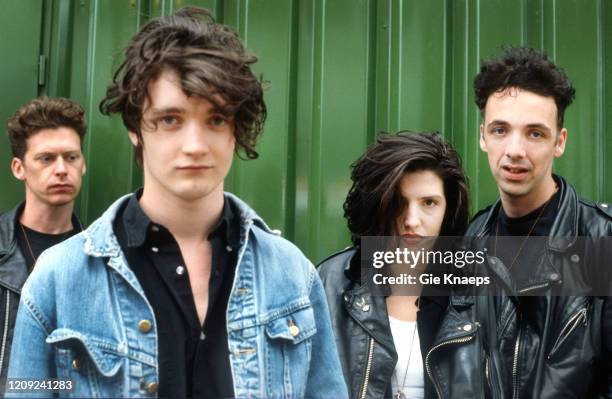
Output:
(0, 203), (82, 391)
(427, 175), (612, 399)
(318, 247), (447, 398)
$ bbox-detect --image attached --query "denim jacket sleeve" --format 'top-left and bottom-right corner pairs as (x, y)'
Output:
(305, 263), (349, 398)
(5, 289), (56, 398)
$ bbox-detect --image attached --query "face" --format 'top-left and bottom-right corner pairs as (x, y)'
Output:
(480, 88), (566, 199)
(132, 70), (236, 203)
(11, 127), (85, 207)
(394, 170), (447, 241)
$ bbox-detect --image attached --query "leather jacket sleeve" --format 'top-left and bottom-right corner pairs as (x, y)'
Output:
(305, 264), (349, 398)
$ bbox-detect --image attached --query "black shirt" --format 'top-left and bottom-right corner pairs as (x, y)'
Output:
(492, 185), (561, 288)
(16, 220), (80, 272)
(113, 191), (241, 398)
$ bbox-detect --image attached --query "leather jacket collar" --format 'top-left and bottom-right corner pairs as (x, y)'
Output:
(0, 202), (83, 293)
(469, 175), (577, 251)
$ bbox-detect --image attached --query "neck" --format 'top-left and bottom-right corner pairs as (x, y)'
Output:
(138, 185), (224, 241)
(500, 175), (557, 218)
(20, 197), (75, 234)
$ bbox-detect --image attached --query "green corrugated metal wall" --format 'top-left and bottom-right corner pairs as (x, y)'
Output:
(1, 0), (611, 263)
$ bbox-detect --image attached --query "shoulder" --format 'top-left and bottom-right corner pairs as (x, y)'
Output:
(577, 198), (612, 233)
(317, 247), (355, 277)
(249, 224), (309, 261)
(466, 204), (495, 235)
(23, 232), (90, 292)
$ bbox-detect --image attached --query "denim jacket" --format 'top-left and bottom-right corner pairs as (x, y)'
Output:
(6, 194), (348, 398)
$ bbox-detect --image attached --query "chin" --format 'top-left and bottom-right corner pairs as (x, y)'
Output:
(45, 196), (75, 207)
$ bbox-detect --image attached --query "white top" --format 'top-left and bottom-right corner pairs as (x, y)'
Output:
(388, 317), (424, 399)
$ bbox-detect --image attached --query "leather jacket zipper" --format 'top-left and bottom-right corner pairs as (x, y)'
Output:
(518, 281), (551, 294)
(485, 353), (491, 391)
(512, 318), (522, 399)
(547, 307), (588, 360)
(0, 290), (10, 374)
(425, 333), (475, 399)
(359, 338), (375, 399)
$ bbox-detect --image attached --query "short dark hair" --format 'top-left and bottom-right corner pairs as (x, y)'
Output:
(6, 96), (87, 160)
(99, 7), (266, 164)
(344, 132), (469, 246)
(474, 46), (575, 127)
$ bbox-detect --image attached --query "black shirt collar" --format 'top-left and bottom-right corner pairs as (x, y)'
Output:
(121, 190), (239, 249)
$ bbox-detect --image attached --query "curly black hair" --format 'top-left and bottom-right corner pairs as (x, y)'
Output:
(100, 7), (266, 163)
(344, 132), (469, 246)
(474, 46), (575, 127)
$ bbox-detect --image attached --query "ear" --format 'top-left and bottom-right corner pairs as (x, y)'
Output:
(81, 158), (87, 176)
(128, 131), (139, 147)
(11, 157), (25, 180)
(554, 128), (567, 158)
(479, 124), (488, 152)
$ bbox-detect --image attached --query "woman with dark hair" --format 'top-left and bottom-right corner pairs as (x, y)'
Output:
(318, 131), (469, 399)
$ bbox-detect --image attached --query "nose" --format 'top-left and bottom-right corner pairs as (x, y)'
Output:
(181, 122), (210, 157)
(402, 204), (421, 231)
(504, 131), (527, 160)
(54, 157), (68, 177)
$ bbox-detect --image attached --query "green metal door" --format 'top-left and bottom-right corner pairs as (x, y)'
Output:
(0, 0), (44, 210)
(2, 0), (611, 263)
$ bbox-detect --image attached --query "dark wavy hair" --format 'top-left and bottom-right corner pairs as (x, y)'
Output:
(474, 46), (575, 128)
(7, 96), (87, 160)
(99, 7), (266, 163)
(344, 132), (469, 246)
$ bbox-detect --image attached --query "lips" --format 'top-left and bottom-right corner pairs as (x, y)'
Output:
(48, 184), (74, 192)
(177, 165), (212, 170)
(401, 234), (423, 245)
(501, 164), (530, 181)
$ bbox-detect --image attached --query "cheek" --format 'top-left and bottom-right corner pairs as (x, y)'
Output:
(430, 207), (446, 235)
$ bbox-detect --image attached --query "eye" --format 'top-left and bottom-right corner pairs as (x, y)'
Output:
(159, 115), (180, 127)
(491, 127), (506, 135)
(423, 198), (437, 208)
(209, 115), (228, 128)
(66, 153), (80, 162)
(39, 154), (54, 163)
(529, 130), (544, 139)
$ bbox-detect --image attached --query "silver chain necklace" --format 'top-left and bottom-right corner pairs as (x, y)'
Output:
(392, 321), (417, 399)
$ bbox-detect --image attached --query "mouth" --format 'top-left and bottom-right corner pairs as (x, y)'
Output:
(501, 164), (530, 181)
(177, 165), (213, 171)
(48, 184), (74, 192)
(401, 233), (424, 245)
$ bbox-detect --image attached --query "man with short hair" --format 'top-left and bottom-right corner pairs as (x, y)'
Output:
(425, 47), (612, 398)
(0, 96), (86, 389)
(7, 8), (346, 398)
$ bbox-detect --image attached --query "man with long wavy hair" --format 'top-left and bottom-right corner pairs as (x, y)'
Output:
(6, 8), (346, 398)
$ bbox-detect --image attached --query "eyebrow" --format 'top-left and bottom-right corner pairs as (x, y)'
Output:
(146, 107), (186, 116)
(34, 150), (80, 157)
(486, 120), (552, 131)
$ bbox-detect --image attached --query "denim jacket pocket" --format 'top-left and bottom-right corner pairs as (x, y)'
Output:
(263, 305), (317, 397)
(46, 328), (125, 397)
(265, 304), (317, 344)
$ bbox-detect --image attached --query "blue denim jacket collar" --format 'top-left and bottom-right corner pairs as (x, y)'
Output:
(82, 192), (275, 260)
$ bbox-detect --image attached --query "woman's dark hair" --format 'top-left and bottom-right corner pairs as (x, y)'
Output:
(474, 46), (575, 128)
(99, 7), (266, 163)
(344, 132), (469, 246)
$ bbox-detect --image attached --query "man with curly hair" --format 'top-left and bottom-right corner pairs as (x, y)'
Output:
(426, 47), (612, 398)
(0, 97), (86, 391)
(6, 8), (346, 398)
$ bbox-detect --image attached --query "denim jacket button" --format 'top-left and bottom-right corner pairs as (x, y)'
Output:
(71, 358), (81, 371)
(145, 382), (158, 395)
(289, 324), (300, 337)
(139, 319), (153, 333)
